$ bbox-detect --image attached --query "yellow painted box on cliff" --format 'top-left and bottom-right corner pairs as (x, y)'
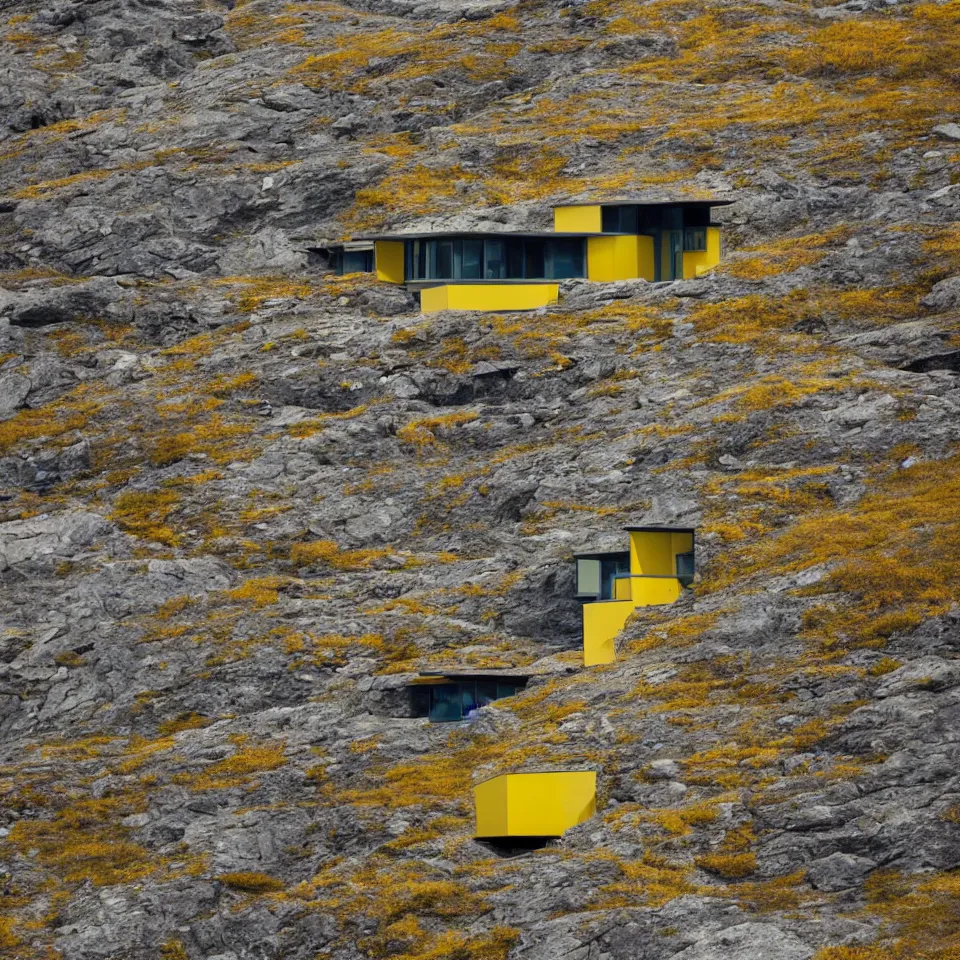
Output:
(474, 771), (597, 838)
(420, 283), (559, 313)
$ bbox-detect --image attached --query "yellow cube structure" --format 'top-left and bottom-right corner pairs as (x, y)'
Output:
(420, 282), (559, 313)
(578, 526), (695, 667)
(474, 771), (597, 839)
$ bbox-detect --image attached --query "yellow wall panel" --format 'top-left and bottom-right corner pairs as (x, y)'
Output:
(474, 771), (596, 838)
(629, 530), (677, 576)
(587, 235), (633, 282)
(375, 241), (405, 283)
(554, 205), (602, 233)
(419, 285), (448, 312)
(473, 775), (509, 837)
(638, 234), (655, 281)
(682, 226), (722, 278)
(583, 600), (635, 666)
(629, 576), (683, 606)
(420, 283), (559, 313)
(586, 235), (655, 282)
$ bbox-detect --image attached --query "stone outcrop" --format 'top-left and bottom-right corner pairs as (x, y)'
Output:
(2, 0), (960, 958)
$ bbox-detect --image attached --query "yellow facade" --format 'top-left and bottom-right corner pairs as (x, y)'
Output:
(420, 283), (559, 313)
(587, 235), (655, 282)
(582, 529), (694, 666)
(375, 241), (405, 283)
(583, 601), (634, 666)
(630, 576), (683, 606)
(682, 226), (722, 278)
(474, 771), (597, 838)
(553, 205), (602, 233)
(629, 529), (693, 575)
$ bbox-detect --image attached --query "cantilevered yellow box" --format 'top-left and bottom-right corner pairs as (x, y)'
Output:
(420, 282), (559, 313)
(474, 770), (597, 839)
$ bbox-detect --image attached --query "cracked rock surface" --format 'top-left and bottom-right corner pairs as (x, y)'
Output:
(2, 0), (960, 958)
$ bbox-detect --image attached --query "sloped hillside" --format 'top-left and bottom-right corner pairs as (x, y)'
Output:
(1, 0), (960, 958)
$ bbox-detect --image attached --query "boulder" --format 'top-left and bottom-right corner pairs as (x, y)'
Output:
(922, 276), (960, 312)
(933, 123), (960, 141)
(3, 278), (127, 328)
(806, 853), (877, 891)
(875, 657), (960, 698)
(0, 510), (110, 569)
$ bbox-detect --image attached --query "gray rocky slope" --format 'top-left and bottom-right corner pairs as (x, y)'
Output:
(1, 0), (960, 958)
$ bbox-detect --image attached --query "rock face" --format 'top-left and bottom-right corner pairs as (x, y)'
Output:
(672, 923), (814, 960)
(2, 1), (960, 959)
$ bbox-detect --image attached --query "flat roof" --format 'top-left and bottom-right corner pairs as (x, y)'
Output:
(624, 525), (696, 534)
(414, 671), (531, 681)
(357, 230), (629, 241)
(473, 768), (596, 787)
(555, 197), (735, 208)
(332, 240), (375, 250)
(573, 550), (630, 560)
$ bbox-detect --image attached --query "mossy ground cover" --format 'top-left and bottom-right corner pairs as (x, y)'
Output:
(2, 0), (960, 957)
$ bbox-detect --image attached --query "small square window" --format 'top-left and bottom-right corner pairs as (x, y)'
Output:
(684, 228), (707, 252)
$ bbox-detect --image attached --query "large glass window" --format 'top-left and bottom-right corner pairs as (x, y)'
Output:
(576, 558), (601, 598)
(416, 679), (527, 721)
(547, 238), (585, 279)
(601, 205), (638, 233)
(429, 685), (463, 722)
(462, 239), (483, 279)
(342, 249), (373, 273)
(404, 236), (587, 282)
(506, 239), (524, 279)
(525, 241), (545, 278)
(484, 239), (506, 279)
(662, 206), (683, 230)
(408, 240), (428, 281)
(577, 553), (629, 600)
(676, 550), (695, 587)
(435, 239), (454, 278)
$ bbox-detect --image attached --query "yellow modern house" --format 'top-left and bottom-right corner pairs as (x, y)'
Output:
(473, 770), (597, 840)
(323, 198), (732, 313)
(576, 526), (695, 667)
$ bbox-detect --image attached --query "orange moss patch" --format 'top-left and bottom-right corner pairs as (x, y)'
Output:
(179, 738), (287, 791)
(398, 412), (479, 454)
(111, 489), (181, 546)
(746, 451), (960, 648)
(290, 540), (393, 570)
(211, 276), (313, 312)
(3, 792), (160, 887)
(0, 384), (106, 456)
(219, 871), (286, 893)
(813, 868), (960, 958)
(695, 851), (757, 879)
